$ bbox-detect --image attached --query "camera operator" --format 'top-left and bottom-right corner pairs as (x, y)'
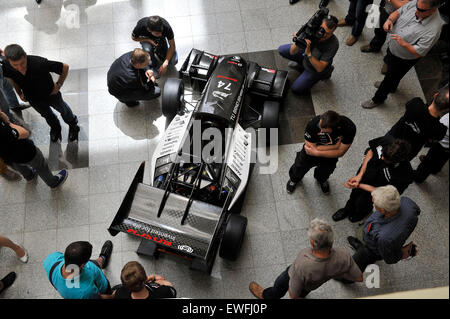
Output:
(107, 49), (161, 108)
(278, 15), (339, 95)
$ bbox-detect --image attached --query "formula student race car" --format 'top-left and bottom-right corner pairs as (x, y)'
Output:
(108, 49), (288, 274)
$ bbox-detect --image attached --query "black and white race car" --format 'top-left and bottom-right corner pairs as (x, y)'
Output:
(108, 49), (288, 273)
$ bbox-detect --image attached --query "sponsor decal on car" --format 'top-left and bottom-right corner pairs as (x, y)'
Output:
(178, 245), (194, 253)
(127, 229), (173, 247)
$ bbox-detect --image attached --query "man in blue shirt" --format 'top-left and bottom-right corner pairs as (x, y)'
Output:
(347, 185), (420, 272)
(43, 240), (113, 299)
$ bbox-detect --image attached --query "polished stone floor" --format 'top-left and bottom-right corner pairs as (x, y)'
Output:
(0, 0), (448, 299)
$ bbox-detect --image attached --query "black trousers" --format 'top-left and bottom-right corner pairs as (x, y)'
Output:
(31, 92), (78, 131)
(369, 4), (389, 51)
(262, 266), (310, 299)
(414, 143), (449, 183)
(289, 148), (338, 184)
(352, 244), (382, 272)
(343, 188), (374, 222)
(372, 49), (420, 103)
(345, 0), (374, 37)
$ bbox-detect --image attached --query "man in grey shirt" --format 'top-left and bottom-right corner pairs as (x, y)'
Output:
(348, 185), (420, 272)
(249, 219), (362, 299)
(362, 0), (444, 109)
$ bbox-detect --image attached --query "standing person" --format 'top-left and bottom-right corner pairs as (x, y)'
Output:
(361, 0), (444, 109)
(249, 219), (363, 299)
(105, 261), (176, 299)
(387, 86), (449, 160)
(286, 110), (356, 194)
(348, 185), (420, 272)
(338, 0), (374, 46)
(414, 112), (449, 182)
(360, 0), (411, 53)
(107, 49), (160, 107)
(333, 136), (414, 222)
(2, 44), (80, 142)
(278, 16), (339, 95)
(0, 235), (28, 263)
(131, 15), (177, 77)
(43, 241), (113, 299)
(0, 110), (68, 189)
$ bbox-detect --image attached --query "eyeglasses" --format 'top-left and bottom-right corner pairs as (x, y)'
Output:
(416, 4), (434, 12)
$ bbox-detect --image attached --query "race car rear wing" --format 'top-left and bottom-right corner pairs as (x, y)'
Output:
(247, 62), (288, 100)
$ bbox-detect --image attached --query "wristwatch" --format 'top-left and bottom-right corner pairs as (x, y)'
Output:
(56, 81), (63, 88)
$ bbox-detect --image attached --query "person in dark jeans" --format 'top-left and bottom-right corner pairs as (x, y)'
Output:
(0, 110), (68, 189)
(249, 219), (362, 299)
(362, 0), (444, 109)
(278, 16), (339, 95)
(286, 110), (356, 194)
(107, 49), (161, 107)
(333, 136), (414, 223)
(338, 0), (374, 46)
(414, 112), (449, 183)
(348, 185), (420, 272)
(132, 15), (178, 77)
(2, 44), (80, 142)
(361, 0), (411, 53)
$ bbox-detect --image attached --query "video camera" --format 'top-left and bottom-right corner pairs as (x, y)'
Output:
(293, 0), (330, 49)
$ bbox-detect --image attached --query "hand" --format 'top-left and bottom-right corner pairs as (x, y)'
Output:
(145, 69), (155, 80)
(0, 110), (11, 124)
(305, 39), (312, 56)
(391, 34), (407, 47)
(19, 92), (28, 102)
(0, 48), (4, 57)
(158, 60), (169, 76)
(304, 142), (317, 156)
(401, 241), (417, 259)
(383, 19), (393, 32)
(51, 82), (61, 95)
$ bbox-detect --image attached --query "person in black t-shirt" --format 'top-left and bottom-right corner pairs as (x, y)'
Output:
(287, 110), (356, 194)
(2, 44), (80, 143)
(0, 110), (67, 189)
(132, 15), (177, 77)
(105, 261), (176, 300)
(107, 49), (161, 107)
(333, 136), (414, 223)
(387, 86), (449, 160)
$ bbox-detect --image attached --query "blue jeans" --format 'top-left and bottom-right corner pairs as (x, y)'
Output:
(278, 44), (323, 95)
(31, 92), (78, 131)
(0, 66), (21, 119)
(346, 0), (374, 37)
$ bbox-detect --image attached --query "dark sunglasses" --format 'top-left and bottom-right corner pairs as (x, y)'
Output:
(416, 4), (434, 12)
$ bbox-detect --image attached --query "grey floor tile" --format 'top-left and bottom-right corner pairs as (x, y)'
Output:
(221, 268), (256, 299)
(57, 196), (90, 229)
(23, 229), (57, 265)
(0, 204), (25, 235)
(25, 199), (58, 232)
(89, 164), (120, 195)
(56, 225), (90, 252)
(89, 192), (121, 225)
(249, 232), (286, 268)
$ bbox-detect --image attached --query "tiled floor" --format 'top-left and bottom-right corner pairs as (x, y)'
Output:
(0, 0), (448, 299)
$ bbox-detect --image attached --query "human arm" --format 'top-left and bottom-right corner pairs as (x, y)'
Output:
(383, 10), (400, 31)
(158, 38), (176, 76)
(132, 34), (158, 46)
(342, 149), (373, 188)
(51, 63), (69, 95)
(304, 39), (329, 73)
(145, 69), (156, 83)
(7, 78), (26, 102)
(2, 111), (30, 139)
(390, 34), (422, 58)
(305, 140), (352, 158)
(389, 0), (410, 9)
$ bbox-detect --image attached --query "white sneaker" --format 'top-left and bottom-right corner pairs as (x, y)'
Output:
(18, 246), (29, 263)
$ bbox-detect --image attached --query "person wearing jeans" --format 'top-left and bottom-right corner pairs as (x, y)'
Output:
(338, 0), (374, 46)
(278, 16), (339, 95)
(249, 219), (362, 299)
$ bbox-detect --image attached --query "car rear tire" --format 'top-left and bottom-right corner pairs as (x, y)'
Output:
(219, 214), (247, 261)
(261, 100), (280, 128)
(162, 78), (184, 118)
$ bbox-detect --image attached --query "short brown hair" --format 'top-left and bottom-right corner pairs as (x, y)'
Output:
(120, 261), (147, 292)
(4, 44), (27, 61)
(320, 110), (340, 130)
(130, 48), (150, 66)
(382, 139), (411, 163)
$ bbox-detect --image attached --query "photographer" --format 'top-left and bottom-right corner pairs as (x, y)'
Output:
(278, 15), (339, 95)
(347, 185), (420, 272)
(107, 48), (161, 108)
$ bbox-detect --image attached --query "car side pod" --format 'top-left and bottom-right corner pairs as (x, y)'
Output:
(219, 214), (248, 261)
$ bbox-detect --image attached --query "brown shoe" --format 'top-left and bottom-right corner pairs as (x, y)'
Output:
(337, 18), (348, 27)
(381, 63), (388, 75)
(249, 281), (264, 299)
(346, 35), (358, 46)
(0, 169), (22, 181)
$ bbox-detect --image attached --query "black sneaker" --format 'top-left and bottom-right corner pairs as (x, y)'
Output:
(347, 236), (363, 250)
(286, 180), (297, 194)
(51, 169), (68, 190)
(99, 240), (113, 269)
(125, 101), (140, 107)
(68, 124), (80, 142)
(0, 272), (17, 295)
(332, 208), (349, 222)
(50, 128), (62, 143)
(318, 180), (330, 194)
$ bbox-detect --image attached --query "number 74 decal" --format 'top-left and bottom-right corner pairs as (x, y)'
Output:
(218, 81), (232, 91)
